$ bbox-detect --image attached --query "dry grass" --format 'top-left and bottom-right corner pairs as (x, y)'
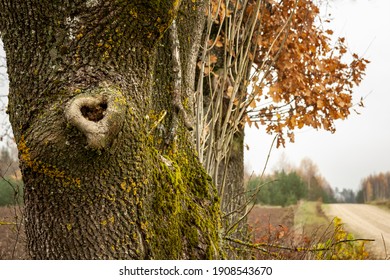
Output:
(0, 205), (28, 259)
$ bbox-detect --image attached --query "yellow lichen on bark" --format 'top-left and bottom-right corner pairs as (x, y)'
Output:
(18, 135), (81, 187)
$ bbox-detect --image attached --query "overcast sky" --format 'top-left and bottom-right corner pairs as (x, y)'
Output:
(245, 0), (390, 191)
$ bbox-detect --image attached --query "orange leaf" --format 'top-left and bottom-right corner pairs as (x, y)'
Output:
(209, 54), (218, 65)
(249, 99), (257, 109)
(317, 99), (324, 109)
(325, 29), (334, 35)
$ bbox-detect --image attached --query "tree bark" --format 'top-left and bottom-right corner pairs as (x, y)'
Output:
(219, 128), (249, 259)
(0, 0), (223, 259)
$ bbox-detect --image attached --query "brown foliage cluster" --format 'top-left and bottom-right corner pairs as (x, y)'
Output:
(252, 0), (369, 146)
(209, 0), (369, 147)
(256, 0), (368, 145)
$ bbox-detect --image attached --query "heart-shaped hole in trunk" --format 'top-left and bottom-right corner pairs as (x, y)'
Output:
(80, 102), (108, 122)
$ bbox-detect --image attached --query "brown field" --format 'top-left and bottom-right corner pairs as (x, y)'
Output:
(247, 205), (295, 240)
(247, 205), (307, 259)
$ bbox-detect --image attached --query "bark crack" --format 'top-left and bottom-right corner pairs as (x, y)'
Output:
(166, 19), (193, 145)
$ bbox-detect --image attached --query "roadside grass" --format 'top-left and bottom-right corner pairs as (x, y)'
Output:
(294, 201), (329, 232)
(368, 200), (390, 212)
(294, 201), (372, 259)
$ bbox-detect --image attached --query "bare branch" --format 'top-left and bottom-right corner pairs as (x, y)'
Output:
(225, 236), (375, 253)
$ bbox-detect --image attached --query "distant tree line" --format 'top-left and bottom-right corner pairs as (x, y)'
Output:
(246, 157), (368, 207)
(359, 172), (390, 203)
(247, 170), (308, 207)
(247, 168), (336, 207)
(333, 187), (360, 203)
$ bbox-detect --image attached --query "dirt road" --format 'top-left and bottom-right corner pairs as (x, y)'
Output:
(325, 204), (390, 259)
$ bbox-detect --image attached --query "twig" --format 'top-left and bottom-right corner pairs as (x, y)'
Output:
(260, 135), (277, 178)
(381, 233), (388, 259)
(225, 236), (375, 253)
(0, 221), (17, 225)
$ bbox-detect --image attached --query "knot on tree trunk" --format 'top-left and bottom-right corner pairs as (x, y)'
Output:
(65, 85), (126, 150)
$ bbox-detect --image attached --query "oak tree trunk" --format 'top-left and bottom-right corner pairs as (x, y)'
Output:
(0, 0), (223, 259)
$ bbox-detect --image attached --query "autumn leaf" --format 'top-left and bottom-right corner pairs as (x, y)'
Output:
(249, 99), (257, 109)
(226, 86), (234, 98)
(287, 131), (295, 143)
(317, 99), (324, 109)
(289, 115), (297, 128)
(215, 36), (224, 48)
(209, 54), (218, 65)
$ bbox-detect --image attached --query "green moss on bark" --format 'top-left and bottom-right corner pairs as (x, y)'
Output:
(137, 137), (223, 259)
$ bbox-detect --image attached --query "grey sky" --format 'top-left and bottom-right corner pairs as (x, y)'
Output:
(244, 0), (390, 191)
